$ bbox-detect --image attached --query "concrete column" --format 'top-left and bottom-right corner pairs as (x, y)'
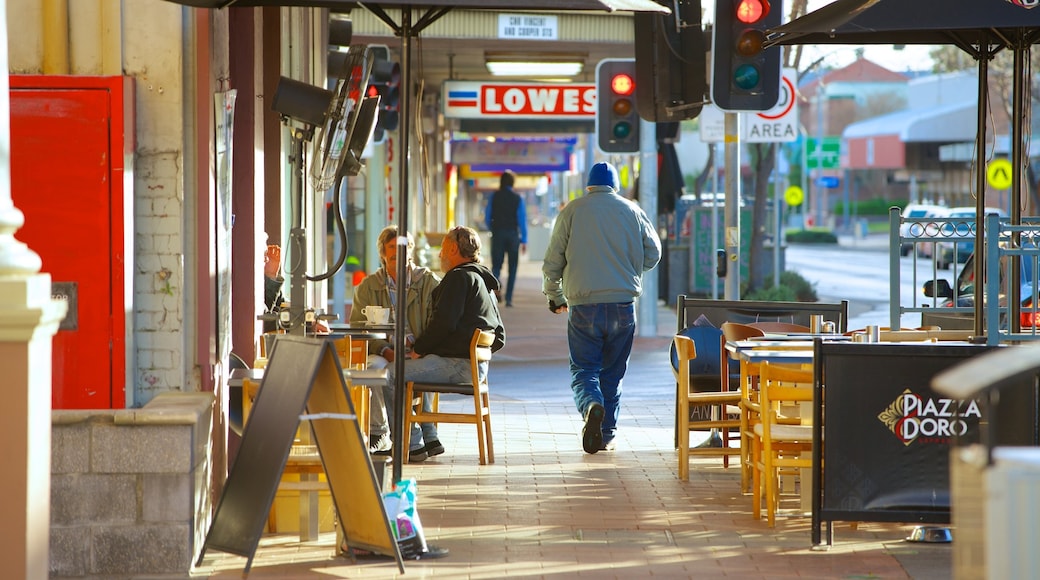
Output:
(0, 2), (69, 577)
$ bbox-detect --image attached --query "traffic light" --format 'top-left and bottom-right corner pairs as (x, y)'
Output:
(595, 59), (640, 154)
(633, 0), (706, 122)
(711, 0), (782, 111)
(366, 44), (400, 145)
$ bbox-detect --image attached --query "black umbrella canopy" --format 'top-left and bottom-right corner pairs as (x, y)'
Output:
(174, 0), (669, 11)
(766, 0), (1040, 52)
(767, 0), (1040, 337)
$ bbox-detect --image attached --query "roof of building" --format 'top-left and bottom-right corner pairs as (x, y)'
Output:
(843, 100), (976, 142)
(799, 58), (909, 95)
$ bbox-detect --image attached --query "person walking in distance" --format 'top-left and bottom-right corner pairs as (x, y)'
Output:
(484, 169), (527, 307)
(542, 162), (662, 454)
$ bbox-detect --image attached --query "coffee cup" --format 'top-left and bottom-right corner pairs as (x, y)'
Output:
(361, 305), (390, 325)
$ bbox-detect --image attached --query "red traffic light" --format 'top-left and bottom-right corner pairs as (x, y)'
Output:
(611, 73), (635, 96)
(736, 0), (769, 23)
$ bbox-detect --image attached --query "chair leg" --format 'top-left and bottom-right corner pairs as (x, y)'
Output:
(473, 391), (487, 465)
(764, 446), (777, 527)
(751, 437), (762, 519)
(482, 392), (494, 464)
(403, 383), (417, 464)
(678, 397), (690, 481)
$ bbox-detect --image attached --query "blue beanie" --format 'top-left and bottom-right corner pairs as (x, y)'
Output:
(587, 162), (620, 191)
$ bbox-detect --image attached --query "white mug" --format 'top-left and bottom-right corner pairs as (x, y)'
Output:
(361, 305), (390, 325)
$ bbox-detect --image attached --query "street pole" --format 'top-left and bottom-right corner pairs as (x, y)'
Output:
(711, 142), (720, 299)
(724, 112), (740, 300)
(815, 81), (825, 228)
(773, 146), (782, 287)
(638, 118), (658, 337)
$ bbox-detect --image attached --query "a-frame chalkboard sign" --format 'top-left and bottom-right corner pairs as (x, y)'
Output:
(199, 335), (404, 574)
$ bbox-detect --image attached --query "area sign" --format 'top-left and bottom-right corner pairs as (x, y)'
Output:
(443, 81), (595, 119)
(699, 68), (798, 143)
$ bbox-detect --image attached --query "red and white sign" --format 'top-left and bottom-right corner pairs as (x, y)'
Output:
(443, 81), (595, 119)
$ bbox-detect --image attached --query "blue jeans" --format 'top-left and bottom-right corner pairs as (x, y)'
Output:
(386, 354), (475, 451)
(490, 229), (521, 304)
(567, 302), (635, 444)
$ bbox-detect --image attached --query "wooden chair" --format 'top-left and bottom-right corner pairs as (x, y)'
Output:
(752, 361), (815, 527)
(748, 321), (810, 333)
(404, 329), (496, 464)
(721, 322), (767, 492)
(672, 332), (742, 481)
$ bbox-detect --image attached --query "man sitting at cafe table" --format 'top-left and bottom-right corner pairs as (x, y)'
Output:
(386, 225), (506, 459)
(352, 225), (441, 460)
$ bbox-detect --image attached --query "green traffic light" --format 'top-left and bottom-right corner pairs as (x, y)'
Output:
(613, 121), (632, 139)
(734, 64), (760, 90)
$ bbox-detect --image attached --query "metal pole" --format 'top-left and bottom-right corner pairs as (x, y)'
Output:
(815, 83), (825, 228)
(638, 119), (658, 337)
(391, 7), (412, 485)
(773, 145), (781, 287)
(724, 112), (740, 300)
(800, 125), (807, 229)
(711, 142), (720, 299)
(973, 51), (989, 337)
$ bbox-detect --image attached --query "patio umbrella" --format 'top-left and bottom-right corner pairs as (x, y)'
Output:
(766, 0), (1040, 336)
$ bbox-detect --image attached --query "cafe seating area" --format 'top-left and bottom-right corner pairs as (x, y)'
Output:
(673, 296), (1024, 542)
(198, 261), (960, 578)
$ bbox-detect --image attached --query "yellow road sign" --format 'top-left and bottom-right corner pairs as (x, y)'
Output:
(784, 185), (804, 206)
(987, 158), (1013, 190)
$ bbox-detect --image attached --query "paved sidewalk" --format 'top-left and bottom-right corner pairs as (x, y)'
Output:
(195, 257), (952, 579)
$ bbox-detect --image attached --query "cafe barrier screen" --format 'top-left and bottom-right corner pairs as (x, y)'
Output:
(813, 343), (1039, 546)
(200, 336), (402, 573)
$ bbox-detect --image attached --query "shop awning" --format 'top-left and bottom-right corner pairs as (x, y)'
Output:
(167, 0), (670, 13)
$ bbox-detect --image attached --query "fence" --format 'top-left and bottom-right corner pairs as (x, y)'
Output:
(889, 207), (1040, 345)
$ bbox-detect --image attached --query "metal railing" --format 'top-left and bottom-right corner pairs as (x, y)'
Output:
(889, 207), (1040, 345)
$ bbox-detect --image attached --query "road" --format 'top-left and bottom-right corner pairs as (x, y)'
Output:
(785, 241), (955, 329)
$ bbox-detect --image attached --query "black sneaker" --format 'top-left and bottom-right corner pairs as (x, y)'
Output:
(424, 439), (445, 457)
(409, 448), (429, 462)
(582, 403), (605, 454)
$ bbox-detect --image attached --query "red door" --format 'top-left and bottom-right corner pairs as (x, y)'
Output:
(9, 76), (130, 409)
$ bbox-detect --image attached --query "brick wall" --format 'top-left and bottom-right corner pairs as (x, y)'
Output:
(50, 393), (215, 578)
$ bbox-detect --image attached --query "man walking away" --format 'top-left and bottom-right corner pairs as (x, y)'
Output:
(485, 169), (527, 307)
(541, 162), (662, 454)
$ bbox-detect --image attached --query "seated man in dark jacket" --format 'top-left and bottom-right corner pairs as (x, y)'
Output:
(387, 226), (505, 457)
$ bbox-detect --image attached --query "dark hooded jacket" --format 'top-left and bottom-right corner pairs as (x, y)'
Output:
(412, 261), (505, 357)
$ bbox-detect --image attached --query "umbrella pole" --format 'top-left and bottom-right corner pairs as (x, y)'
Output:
(392, 6), (413, 486)
(1009, 43), (1027, 333)
(973, 49), (990, 337)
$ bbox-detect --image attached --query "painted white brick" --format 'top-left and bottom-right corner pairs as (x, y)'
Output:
(152, 350), (174, 370)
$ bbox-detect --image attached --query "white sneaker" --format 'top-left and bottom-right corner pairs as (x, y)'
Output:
(368, 432), (392, 454)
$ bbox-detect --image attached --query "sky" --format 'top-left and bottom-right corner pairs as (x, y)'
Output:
(797, 0), (939, 73)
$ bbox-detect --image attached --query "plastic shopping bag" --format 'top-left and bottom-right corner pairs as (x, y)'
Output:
(383, 478), (428, 559)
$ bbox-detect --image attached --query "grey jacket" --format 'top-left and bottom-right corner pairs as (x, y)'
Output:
(542, 186), (661, 307)
(350, 264), (440, 356)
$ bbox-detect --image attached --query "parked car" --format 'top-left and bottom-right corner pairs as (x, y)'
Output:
(899, 203), (948, 257)
(934, 206), (1007, 269)
(923, 245), (1037, 327)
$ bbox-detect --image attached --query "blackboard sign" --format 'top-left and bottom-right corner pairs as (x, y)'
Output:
(812, 342), (1039, 546)
(200, 336), (402, 573)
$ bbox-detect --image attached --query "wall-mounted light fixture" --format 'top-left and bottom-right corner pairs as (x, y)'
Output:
(485, 52), (586, 78)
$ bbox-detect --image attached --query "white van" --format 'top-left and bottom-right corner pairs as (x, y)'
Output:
(899, 204), (948, 257)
